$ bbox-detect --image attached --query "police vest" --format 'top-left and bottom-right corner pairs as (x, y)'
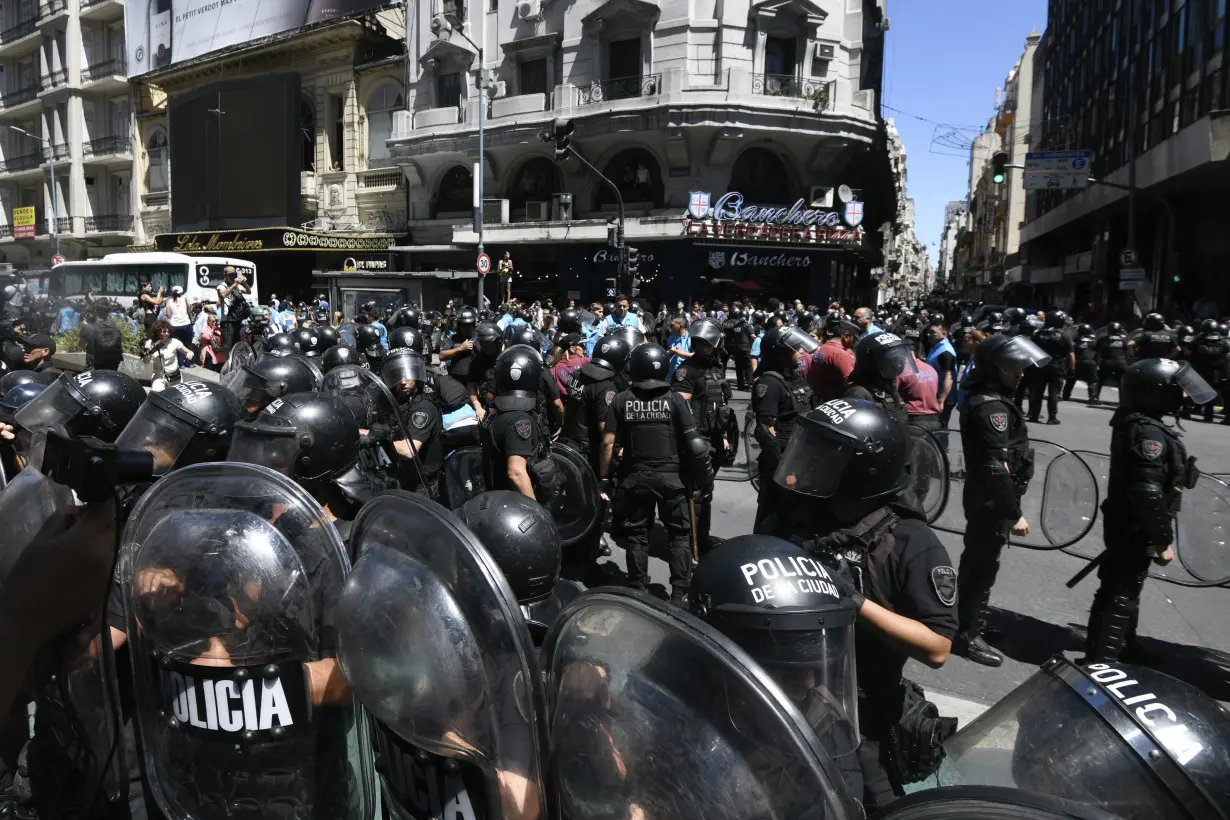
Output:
(1035, 328), (1069, 359)
(1102, 335), (1128, 362)
(963, 392), (1033, 489)
(925, 338), (957, 397)
(1137, 331), (1174, 358)
(759, 370), (814, 441)
(1192, 335), (1229, 374)
(618, 388), (680, 471)
(1074, 337), (1098, 363)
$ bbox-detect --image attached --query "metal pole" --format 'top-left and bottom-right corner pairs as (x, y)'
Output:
(48, 143), (58, 257)
(475, 46), (485, 312)
(1125, 0), (1138, 317)
(569, 148), (628, 293)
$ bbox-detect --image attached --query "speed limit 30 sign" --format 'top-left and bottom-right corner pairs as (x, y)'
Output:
(476, 253), (492, 276)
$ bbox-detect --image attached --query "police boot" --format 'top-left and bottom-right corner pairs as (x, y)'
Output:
(1084, 594), (1137, 664)
(953, 589), (1004, 668)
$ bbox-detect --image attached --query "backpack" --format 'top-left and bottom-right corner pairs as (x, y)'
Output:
(227, 295), (252, 322)
(94, 321), (123, 364)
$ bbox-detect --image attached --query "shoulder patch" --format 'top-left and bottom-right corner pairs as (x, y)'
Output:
(675, 368), (688, 382)
(604, 390), (616, 406)
(1139, 439), (1163, 460)
(931, 566), (957, 607)
(756, 382), (768, 398)
(411, 410), (430, 429)
(988, 412), (1008, 432)
(514, 419), (532, 439)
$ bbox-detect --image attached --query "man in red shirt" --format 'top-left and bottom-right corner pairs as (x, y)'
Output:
(898, 354), (943, 432)
(552, 333), (589, 395)
(807, 316), (859, 401)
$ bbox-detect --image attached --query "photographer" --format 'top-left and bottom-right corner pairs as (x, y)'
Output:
(137, 281), (165, 327)
(217, 268), (250, 349)
(1, 275), (26, 321)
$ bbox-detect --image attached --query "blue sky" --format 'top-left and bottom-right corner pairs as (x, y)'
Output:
(883, 0), (1049, 267)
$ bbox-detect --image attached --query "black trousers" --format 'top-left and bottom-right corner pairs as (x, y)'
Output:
(1086, 532), (1153, 662)
(957, 510), (1011, 636)
(729, 348), (752, 388)
(1064, 361), (1100, 401)
(755, 449), (783, 530)
(1099, 359), (1127, 389)
(613, 471), (692, 593)
(1014, 366), (1035, 408)
(1028, 366), (1065, 419)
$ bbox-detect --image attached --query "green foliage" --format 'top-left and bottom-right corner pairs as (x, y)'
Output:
(55, 319), (145, 357)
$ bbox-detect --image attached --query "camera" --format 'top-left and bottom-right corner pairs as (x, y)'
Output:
(41, 429), (156, 503)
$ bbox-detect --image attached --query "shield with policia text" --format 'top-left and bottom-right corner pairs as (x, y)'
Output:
(908, 424), (950, 524)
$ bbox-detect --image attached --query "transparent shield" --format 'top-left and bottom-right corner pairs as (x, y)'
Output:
(544, 442), (603, 547)
(321, 364), (406, 442)
(119, 462), (375, 820)
(13, 378), (84, 435)
(336, 492), (549, 820)
(114, 400), (200, 475)
(871, 786), (1128, 820)
(1175, 361), (1216, 406)
(0, 464), (76, 584)
(220, 341), (255, 386)
(442, 445), (486, 510)
(543, 589), (860, 820)
(119, 356), (156, 383)
(1174, 473), (1230, 586)
(908, 425), (950, 524)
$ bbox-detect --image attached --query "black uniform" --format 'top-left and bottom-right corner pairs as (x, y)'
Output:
(481, 401), (546, 495)
(751, 370), (816, 527)
(398, 392), (444, 495)
(723, 317), (755, 389)
(1010, 321), (1039, 409)
(1029, 326), (1072, 422)
(671, 360), (733, 552)
(1134, 329), (1176, 359)
(1189, 332), (1230, 423)
(1089, 411), (1195, 661)
(844, 383), (907, 428)
(1064, 333), (1101, 403)
(604, 387), (705, 599)
(1097, 332), (1130, 388)
(957, 390), (1032, 657)
(560, 362), (618, 472)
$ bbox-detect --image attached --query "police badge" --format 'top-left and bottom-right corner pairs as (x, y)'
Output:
(515, 419), (533, 439)
(411, 410), (429, 429)
(989, 412), (1008, 432)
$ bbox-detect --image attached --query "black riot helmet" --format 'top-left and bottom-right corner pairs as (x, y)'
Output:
(387, 326), (426, 355)
(1004, 307), (1026, 326)
(558, 308), (583, 334)
(852, 331), (918, 389)
(612, 325), (645, 352)
(0, 369), (55, 395)
(775, 399), (909, 503)
(1201, 318), (1221, 334)
(1108, 321), (1124, 335)
(15, 369), (144, 443)
(688, 318), (723, 352)
(115, 381), (243, 474)
(983, 311), (1008, 333)
(590, 333), (632, 376)
(316, 325), (340, 350)
(322, 344), (363, 373)
(264, 332), (300, 357)
(761, 325), (821, 372)
(1120, 358), (1215, 417)
(1045, 310), (1068, 329)
(1077, 323), (1095, 336)
(628, 343), (672, 389)
(1143, 312), (1166, 331)
(493, 346), (542, 400)
(379, 348), (428, 393)
(390, 306), (421, 329)
(226, 355), (322, 418)
(603, 300), (616, 317)
(0, 382), (46, 417)
(292, 326), (322, 357)
(474, 321), (504, 358)
(504, 325), (541, 353)
(898, 309), (918, 329)
(969, 334), (1052, 391)
(457, 490), (561, 604)
(228, 392), (359, 491)
(454, 307), (478, 337)
(354, 324), (384, 357)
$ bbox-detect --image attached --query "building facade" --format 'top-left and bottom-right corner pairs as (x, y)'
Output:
(388, 0), (895, 308)
(1023, 0), (1230, 320)
(874, 117), (927, 304)
(0, 0), (131, 275)
(936, 199), (965, 287)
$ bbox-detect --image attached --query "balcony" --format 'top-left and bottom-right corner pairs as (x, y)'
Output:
(80, 0), (125, 20)
(0, 17), (38, 56)
(751, 75), (834, 110)
(82, 134), (132, 162)
(84, 214), (133, 233)
(40, 142), (69, 162)
(38, 0), (67, 21)
(0, 225), (11, 239)
(39, 68), (69, 95)
(0, 84), (39, 113)
(37, 216), (72, 235)
(0, 151), (41, 173)
(81, 57), (127, 91)
(575, 74), (661, 106)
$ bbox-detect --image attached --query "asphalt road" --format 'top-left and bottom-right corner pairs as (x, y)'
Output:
(599, 379), (1230, 716)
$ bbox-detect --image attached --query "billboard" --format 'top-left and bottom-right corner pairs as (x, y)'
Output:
(125, 0), (389, 76)
(12, 206), (35, 240)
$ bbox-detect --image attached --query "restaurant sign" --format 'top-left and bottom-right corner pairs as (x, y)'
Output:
(683, 191), (864, 246)
(153, 227), (403, 254)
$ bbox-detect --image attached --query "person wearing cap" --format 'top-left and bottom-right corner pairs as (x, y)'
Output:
(551, 332), (589, 396)
(20, 334), (60, 378)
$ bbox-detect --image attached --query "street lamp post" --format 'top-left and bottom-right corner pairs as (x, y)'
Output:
(9, 125), (58, 257)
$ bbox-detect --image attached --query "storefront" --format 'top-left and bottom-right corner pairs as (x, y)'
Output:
(313, 269), (479, 318)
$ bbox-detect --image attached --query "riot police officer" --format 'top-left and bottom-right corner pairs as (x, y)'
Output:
(1087, 359), (1212, 662)
(560, 333), (630, 474)
(480, 346), (551, 501)
(1030, 311), (1075, 424)
(1130, 313), (1176, 359)
(769, 399), (959, 810)
(955, 334), (1051, 667)
(390, 306), (421, 329)
(601, 343), (714, 605)
(226, 354), (322, 418)
(672, 318), (735, 553)
(895, 309), (922, 355)
(382, 348), (444, 496)
(723, 308), (755, 389)
(114, 380), (242, 474)
(355, 322), (386, 369)
(15, 369), (145, 443)
(844, 331), (916, 428)
(292, 326), (323, 358)
(440, 305), (478, 379)
(467, 320), (506, 418)
(264, 331), (300, 357)
(506, 325), (564, 439)
(388, 325), (427, 355)
(1187, 319), (1230, 424)
(322, 343), (364, 373)
(751, 324), (819, 529)
(1097, 321), (1130, 390)
(1064, 323), (1101, 404)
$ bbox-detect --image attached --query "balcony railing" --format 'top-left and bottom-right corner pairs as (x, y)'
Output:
(0, 85), (38, 107)
(81, 57), (125, 81)
(39, 216), (71, 234)
(83, 135), (132, 156)
(85, 214), (133, 232)
(0, 225), (12, 239)
(82, 0), (118, 6)
(0, 17), (37, 42)
(41, 142), (69, 161)
(0, 152), (41, 172)
(576, 74), (661, 105)
(39, 68), (67, 91)
(751, 75), (834, 110)
(38, 0), (67, 17)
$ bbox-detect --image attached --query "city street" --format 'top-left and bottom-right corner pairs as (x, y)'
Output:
(600, 381), (1230, 724)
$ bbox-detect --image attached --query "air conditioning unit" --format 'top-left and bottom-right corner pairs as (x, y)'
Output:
(488, 80), (507, 98)
(482, 198), (510, 224)
(814, 42), (836, 61)
(526, 201), (549, 221)
(808, 186), (833, 207)
(516, 0), (542, 21)
(552, 192), (573, 221)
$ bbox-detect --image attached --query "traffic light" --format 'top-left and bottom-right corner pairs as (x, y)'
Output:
(991, 151), (1009, 185)
(607, 220), (621, 248)
(626, 246), (640, 275)
(548, 118), (574, 161)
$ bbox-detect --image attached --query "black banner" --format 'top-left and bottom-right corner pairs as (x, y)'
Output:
(153, 227), (405, 254)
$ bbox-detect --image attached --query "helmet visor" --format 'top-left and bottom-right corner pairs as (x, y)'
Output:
(872, 344), (918, 380)
(226, 366), (279, 417)
(227, 422), (301, 477)
(688, 320), (723, 348)
(773, 421), (856, 498)
(761, 624), (860, 756)
(380, 352), (427, 388)
(14, 378), (85, 435)
(780, 326), (822, 355)
(114, 399), (199, 475)
(995, 336), (1052, 379)
(1176, 361), (1217, 405)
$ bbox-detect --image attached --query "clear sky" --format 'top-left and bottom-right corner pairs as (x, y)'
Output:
(883, 0), (1049, 267)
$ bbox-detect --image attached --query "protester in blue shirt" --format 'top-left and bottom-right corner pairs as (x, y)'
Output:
(54, 303), (79, 333)
(749, 326), (765, 373)
(601, 295), (645, 333)
(854, 307), (884, 336)
(666, 316), (692, 378)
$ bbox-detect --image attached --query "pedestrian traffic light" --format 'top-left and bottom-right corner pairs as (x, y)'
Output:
(991, 151), (1009, 185)
(627, 246), (640, 275)
(607, 220), (621, 249)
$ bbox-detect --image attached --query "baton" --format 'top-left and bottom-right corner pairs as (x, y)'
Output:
(688, 497), (699, 563)
(1065, 552), (1105, 589)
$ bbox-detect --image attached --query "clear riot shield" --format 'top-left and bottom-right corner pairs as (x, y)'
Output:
(937, 655), (1230, 820)
(907, 425), (950, 524)
(118, 462), (377, 820)
(544, 442), (604, 547)
(119, 356), (157, 383)
(543, 589), (862, 820)
(321, 364), (405, 440)
(871, 786), (1126, 819)
(0, 433), (75, 583)
(442, 445), (486, 510)
(336, 492), (550, 820)
(934, 439), (1099, 549)
(220, 341), (255, 386)
(338, 322), (358, 349)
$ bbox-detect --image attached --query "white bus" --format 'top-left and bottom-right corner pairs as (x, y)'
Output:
(43, 252), (260, 309)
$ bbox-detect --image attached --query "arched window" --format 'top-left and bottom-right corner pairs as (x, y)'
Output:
(300, 97), (316, 172)
(435, 165), (473, 215)
(729, 147), (793, 203)
(509, 157), (561, 210)
(146, 130), (168, 193)
(366, 83), (404, 164)
(597, 148), (662, 209)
